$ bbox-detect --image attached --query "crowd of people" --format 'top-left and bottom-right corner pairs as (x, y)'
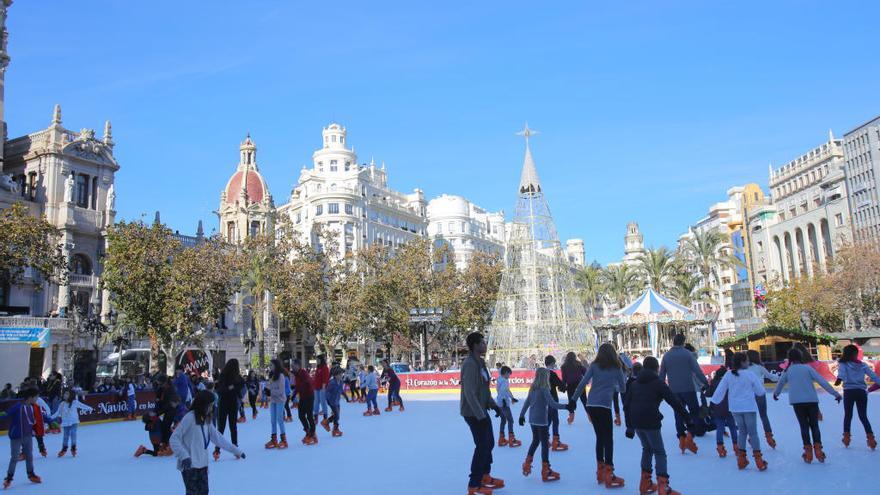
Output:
(459, 332), (879, 495)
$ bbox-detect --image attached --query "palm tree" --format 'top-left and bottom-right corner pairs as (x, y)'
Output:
(669, 270), (716, 308)
(681, 230), (739, 289)
(636, 247), (675, 293)
(603, 264), (641, 308)
(574, 263), (606, 318)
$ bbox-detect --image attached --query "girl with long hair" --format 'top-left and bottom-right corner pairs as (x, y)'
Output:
(264, 359), (289, 449)
(561, 351), (588, 424)
(52, 389), (93, 458)
(213, 359), (245, 460)
(746, 350), (779, 448)
(710, 352), (768, 471)
(518, 367), (571, 482)
(837, 344), (879, 449)
(570, 343), (627, 488)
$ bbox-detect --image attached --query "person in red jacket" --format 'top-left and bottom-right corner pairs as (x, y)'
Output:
(312, 356), (330, 421)
(292, 359), (317, 445)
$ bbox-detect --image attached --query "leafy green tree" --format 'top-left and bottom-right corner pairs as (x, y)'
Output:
(603, 264), (640, 308)
(636, 247), (675, 292)
(668, 270), (715, 307)
(765, 273), (844, 332)
(0, 202), (67, 290)
(238, 232), (282, 367)
(574, 262), (606, 318)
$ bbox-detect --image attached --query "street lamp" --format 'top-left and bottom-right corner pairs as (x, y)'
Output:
(409, 307), (443, 369)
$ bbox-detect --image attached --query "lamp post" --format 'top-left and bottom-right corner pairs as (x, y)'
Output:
(408, 307), (443, 369)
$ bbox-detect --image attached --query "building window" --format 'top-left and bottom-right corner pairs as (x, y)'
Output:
(330, 160), (338, 172)
(344, 161), (351, 171)
(91, 177), (98, 209)
(344, 203), (353, 215)
(226, 222), (236, 243)
(329, 203), (339, 214)
(317, 161), (324, 172)
(250, 221), (261, 237)
(316, 204), (323, 216)
(295, 212), (301, 224)
(75, 174), (89, 208)
(27, 173), (37, 201)
(835, 213), (844, 227)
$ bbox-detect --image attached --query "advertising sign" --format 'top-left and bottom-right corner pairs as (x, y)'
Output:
(0, 327), (50, 348)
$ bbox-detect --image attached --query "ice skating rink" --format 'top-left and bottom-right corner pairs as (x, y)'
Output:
(7, 392), (876, 494)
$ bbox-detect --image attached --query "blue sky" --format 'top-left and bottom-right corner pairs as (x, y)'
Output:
(7, 1), (880, 264)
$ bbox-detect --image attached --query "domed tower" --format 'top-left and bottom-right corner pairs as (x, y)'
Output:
(218, 134), (274, 244)
(623, 221), (645, 264)
(312, 123), (357, 174)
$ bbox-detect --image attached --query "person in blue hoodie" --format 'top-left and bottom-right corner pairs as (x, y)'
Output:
(773, 347), (841, 464)
(3, 388), (41, 489)
(518, 367), (572, 482)
(322, 368), (345, 437)
(836, 344), (880, 450)
(173, 366), (193, 407)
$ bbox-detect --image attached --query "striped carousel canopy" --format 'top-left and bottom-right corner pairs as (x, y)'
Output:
(615, 287), (693, 317)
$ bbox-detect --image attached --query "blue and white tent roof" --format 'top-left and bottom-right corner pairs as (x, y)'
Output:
(615, 287), (693, 317)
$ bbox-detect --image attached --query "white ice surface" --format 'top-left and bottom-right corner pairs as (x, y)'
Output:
(5, 391), (877, 494)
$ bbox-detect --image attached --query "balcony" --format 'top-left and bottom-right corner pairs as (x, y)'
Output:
(71, 207), (104, 230)
(0, 316), (70, 330)
(68, 273), (98, 288)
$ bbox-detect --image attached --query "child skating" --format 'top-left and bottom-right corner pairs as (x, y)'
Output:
(544, 355), (569, 451)
(134, 411), (168, 457)
(773, 347), (841, 463)
(3, 388), (41, 489)
(710, 352), (768, 471)
(52, 389), (93, 457)
(291, 358), (317, 444)
(518, 367), (573, 482)
(746, 350), (779, 448)
(363, 365), (380, 416)
(381, 360), (404, 412)
(265, 359), (289, 449)
(495, 366), (521, 448)
(836, 344), (880, 449)
(322, 368), (345, 437)
(707, 365), (738, 458)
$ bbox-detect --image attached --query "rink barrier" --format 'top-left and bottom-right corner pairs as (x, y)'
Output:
(0, 390), (156, 434)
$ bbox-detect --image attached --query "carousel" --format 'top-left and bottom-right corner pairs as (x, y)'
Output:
(593, 287), (717, 358)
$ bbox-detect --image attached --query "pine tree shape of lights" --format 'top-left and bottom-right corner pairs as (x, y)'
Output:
(488, 125), (596, 366)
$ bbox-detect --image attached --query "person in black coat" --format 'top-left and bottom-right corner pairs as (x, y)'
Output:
(543, 355), (569, 451)
(623, 356), (689, 495)
(213, 359), (245, 460)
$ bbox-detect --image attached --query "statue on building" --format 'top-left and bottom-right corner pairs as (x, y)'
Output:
(0, 173), (17, 193)
(106, 183), (116, 211)
(64, 173), (75, 203)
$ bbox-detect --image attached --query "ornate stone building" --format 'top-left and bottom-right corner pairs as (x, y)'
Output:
(426, 194), (505, 268)
(218, 135), (274, 243)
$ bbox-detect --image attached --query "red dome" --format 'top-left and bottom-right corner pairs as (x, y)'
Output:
(225, 170), (266, 203)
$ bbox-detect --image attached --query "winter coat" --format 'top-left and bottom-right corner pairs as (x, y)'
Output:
(561, 360), (586, 388)
(519, 388), (567, 426)
(216, 376), (245, 407)
(837, 361), (880, 391)
(173, 372), (192, 404)
(292, 369), (315, 399)
(170, 411), (242, 471)
(245, 378), (259, 396)
(623, 369), (687, 430)
(363, 372), (379, 391)
(707, 367), (732, 417)
(344, 365), (358, 382)
(460, 354), (497, 420)
(326, 378), (343, 408)
(570, 363), (627, 409)
(547, 368), (566, 401)
(746, 364), (778, 386)
(5, 402), (35, 439)
(774, 363), (841, 404)
(659, 345), (708, 393)
(381, 367), (401, 387)
(53, 399), (93, 427)
(495, 375), (514, 407)
(709, 368), (764, 413)
(268, 375), (287, 404)
(313, 364), (330, 390)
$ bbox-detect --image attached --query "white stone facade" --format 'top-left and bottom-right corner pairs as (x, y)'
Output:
(426, 194), (505, 268)
(277, 123), (428, 257)
(750, 133), (850, 285)
(843, 116), (880, 243)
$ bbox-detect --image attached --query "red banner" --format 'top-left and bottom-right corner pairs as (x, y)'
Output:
(0, 390), (156, 432)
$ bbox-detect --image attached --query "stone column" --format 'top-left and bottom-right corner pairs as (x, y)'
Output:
(815, 222), (828, 274)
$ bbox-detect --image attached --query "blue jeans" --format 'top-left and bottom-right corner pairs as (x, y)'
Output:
(674, 392), (700, 437)
(714, 414), (738, 445)
(313, 389), (328, 417)
(62, 424), (78, 448)
(548, 407), (560, 436)
(367, 389), (378, 410)
(387, 384), (403, 408)
(270, 402), (286, 435)
(464, 416), (494, 488)
(127, 396), (137, 416)
(499, 403), (514, 435)
(732, 412), (760, 451)
(636, 428), (668, 477)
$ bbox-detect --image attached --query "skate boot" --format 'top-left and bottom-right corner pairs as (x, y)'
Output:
(716, 443), (727, 458)
(567, 411), (575, 425)
(134, 445), (146, 458)
(684, 433), (698, 454)
(332, 427), (343, 437)
(363, 408), (372, 416)
(639, 471), (657, 494)
(306, 434), (318, 445)
(498, 433), (508, 447)
(541, 462), (560, 482)
(614, 413), (622, 426)
(765, 432), (777, 449)
(842, 432), (851, 447)
(39, 445), (47, 458)
(522, 455), (533, 476)
(802, 445), (813, 463)
(736, 449), (749, 470)
(508, 433), (522, 448)
(372, 409), (380, 416)
(252, 411), (257, 420)
(321, 417), (331, 432)
(264, 434), (278, 449)
(57, 447), (67, 458)
(399, 404), (405, 412)
(678, 436), (687, 453)
(466, 486), (493, 495)
(596, 463), (606, 484)
(2, 477), (10, 490)
(868, 433), (877, 450)
(384, 406), (393, 412)
(481, 473), (505, 489)
(278, 434), (289, 449)
(752, 451), (767, 471)
(656, 476), (680, 495)
(213, 447), (221, 461)
(27, 473), (41, 484)
(71, 446), (77, 458)
(551, 435), (569, 451)
(813, 443), (826, 463)
(603, 464), (624, 488)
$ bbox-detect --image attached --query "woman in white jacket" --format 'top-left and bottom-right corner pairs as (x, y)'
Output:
(52, 389), (93, 458)
(171, 391), (245, 495)
(709, 352), (768, 471)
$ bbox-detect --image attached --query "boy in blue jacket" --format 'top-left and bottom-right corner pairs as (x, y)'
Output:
(322, 368), (345, 437)
(3, 388), (41, 489)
